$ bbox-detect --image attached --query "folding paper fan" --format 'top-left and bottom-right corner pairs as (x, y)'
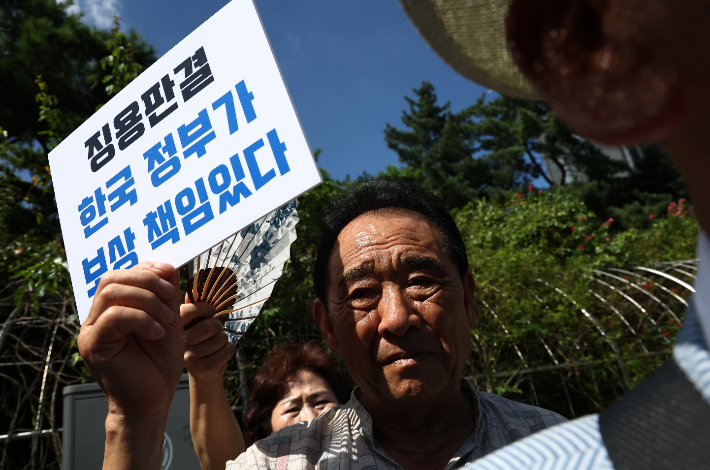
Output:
(185, 200), (299, 344)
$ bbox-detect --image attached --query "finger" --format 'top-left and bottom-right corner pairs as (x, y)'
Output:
(185, 329), (230, 360)
(185, 340), (236, 377)
(90, 282), (175, 329)
(96, 263), (176, 300)
(131, 261), (175, 279)
(180, 302), (217, 328)
(165, 268), (182, 316)
(120, 265), (177, 300)
(80, 306), (165, 356)
(86, 270), (177, 326)
(183, 318), (224, 346)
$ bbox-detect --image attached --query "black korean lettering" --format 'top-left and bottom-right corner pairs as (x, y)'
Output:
(114, 101), (145, 151)
(85, 123), (115, 172)
(141, 74), (179, 128)
(173, 46), (214, 102)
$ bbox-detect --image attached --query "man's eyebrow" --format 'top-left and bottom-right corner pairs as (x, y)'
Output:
(338, 263), (375, 289)
(404, 256), (447, 276)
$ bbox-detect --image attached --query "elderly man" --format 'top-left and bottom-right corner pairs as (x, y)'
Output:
(392, 0), (710, 469)
(78, 178), (566, 470)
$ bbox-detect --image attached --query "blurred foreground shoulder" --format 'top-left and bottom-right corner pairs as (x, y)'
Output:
(462, 414), (613, 470)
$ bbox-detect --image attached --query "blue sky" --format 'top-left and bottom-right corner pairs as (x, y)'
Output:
(69, 0), (489, 180)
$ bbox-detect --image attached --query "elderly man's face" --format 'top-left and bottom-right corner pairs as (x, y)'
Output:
(314, 209), (475, 406)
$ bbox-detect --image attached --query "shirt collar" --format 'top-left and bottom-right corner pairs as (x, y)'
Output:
(693, 231), (710, 348)
(346, 379), (482, 444)
(346, 389), (374, 441)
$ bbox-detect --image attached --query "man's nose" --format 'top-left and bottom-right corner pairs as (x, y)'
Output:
(377, 284), (421, 337)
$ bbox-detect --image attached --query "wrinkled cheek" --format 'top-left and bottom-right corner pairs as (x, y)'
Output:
(356, 310), (379, 338)
(421, 299), (467, 363)
(331, 308), (379, 367)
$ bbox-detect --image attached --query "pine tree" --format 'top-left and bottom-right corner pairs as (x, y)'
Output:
(0, 0), (155, 144)
(384, 82), (489, 208)
(383, 82), (683, 221)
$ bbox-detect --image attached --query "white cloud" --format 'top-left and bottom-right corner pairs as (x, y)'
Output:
(57, 0), (123, 30)
(57, 0), (81, 16)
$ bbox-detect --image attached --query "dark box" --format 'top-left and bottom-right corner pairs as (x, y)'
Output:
(63, 374), (200, 470)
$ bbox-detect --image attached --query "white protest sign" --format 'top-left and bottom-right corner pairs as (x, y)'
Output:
(49, 0), (321, 323)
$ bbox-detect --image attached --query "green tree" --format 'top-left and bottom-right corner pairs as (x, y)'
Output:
(384, 83), (628, 207)
(563, 144), (689, 229)
(456, 188), (697, 417)
(384, 82), (488, 207)
(385, 82), (687, 228)
(0, 10), (153, 466)
(0, 0), (155, 145)
(0, 1), (155, 245)
(466, 94), (628, 188)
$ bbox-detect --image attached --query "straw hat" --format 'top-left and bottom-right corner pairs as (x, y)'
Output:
(400, 0), (538, 100)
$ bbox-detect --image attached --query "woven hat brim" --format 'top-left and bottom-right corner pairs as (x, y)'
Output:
(400, 0), (538, 100)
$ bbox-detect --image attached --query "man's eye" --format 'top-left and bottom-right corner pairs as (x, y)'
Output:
(286, 408), (299, 414)
(350, 289), (376, 300)
(409, 277), (435, 288)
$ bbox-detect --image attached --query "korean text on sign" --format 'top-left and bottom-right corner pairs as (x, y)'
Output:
(49, 0), (322, 322)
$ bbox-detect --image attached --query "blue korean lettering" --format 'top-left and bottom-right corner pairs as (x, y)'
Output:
(175, 188), (195, 214)
(78, 187), (109, 238)
(217, 153), (252, 213)
(212, 91), (239, 134)
(229, 152), (246, 181)
(142, 74), (179, 127)
(82, 247), (107, 298)
(144, 133), (181, 187)
(108, 227), (138, 270)
(114, 101), (145, 151)
(175, 178), (214, 235)
(235, 80), (256, 123)
(208, 164), (231, 194)
(266, 129), (290, 176)
(243, 138), (275, 191)
(174, 47), (214, 102)
(85, 124), (115, 172)
(143, 200), (180, 250)
(177, 109), (216, 159)
(106, 165), (138, 212)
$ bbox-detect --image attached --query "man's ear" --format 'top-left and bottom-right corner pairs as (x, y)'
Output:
(463, 270), (476, 328)
(313, 298), (340, 355)
(505, 0), (682, 145)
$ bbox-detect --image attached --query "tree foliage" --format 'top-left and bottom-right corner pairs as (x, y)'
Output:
(384, 82), (687, 229)
(0, 4), (153, 467)
(0, 0), (155, 145)
(457, 188), (697, 416)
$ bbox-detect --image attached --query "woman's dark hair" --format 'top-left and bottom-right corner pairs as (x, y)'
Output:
(313, 177), (469, 304)
(243, 340), (351, 444)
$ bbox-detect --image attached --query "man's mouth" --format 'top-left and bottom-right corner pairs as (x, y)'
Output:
(381, 350), (431, 366)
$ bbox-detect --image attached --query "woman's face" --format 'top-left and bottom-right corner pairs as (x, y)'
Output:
(270, 369), (340, 433)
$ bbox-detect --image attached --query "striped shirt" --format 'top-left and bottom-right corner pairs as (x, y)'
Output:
(227, 380), (566, 469)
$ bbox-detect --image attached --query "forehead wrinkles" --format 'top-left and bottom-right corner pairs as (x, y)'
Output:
(332, 211), (448, 279)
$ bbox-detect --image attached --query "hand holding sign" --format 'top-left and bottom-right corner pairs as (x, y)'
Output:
(49, 0), (321, 324)
(58, 2), (317, 468)
(77, 262), (184, 468)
